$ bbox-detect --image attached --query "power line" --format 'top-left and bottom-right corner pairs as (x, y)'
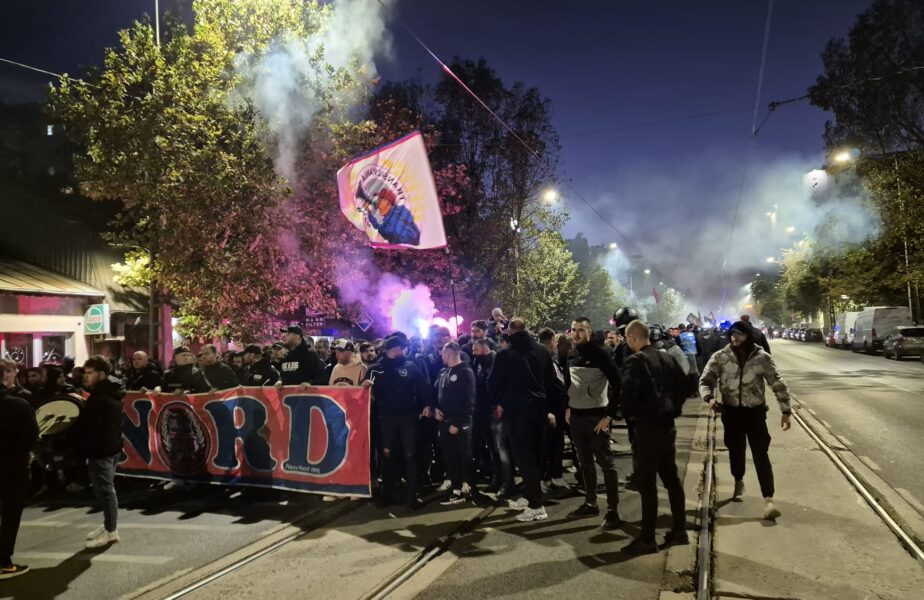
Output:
(564, 106), (753, 139)
(0, 56), (100, 89)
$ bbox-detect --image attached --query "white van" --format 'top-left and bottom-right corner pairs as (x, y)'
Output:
(851, 307), (912, 354)
(841, 311), (861, 348)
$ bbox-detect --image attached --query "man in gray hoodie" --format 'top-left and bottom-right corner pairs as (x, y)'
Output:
(566, 317), (623, 530)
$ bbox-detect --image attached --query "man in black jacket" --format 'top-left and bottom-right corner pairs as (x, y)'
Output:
(199, 345), (240, 390)
(364, 336), (431, 509)
(276, 326), (325, 387)
(620, 320), (687, 555)
(488, 319), (558, 522)
(125, 351), (163, 391)
(740, 315), (771, 354)
(73, 356), (125, 549)
(436, 342), (477, 505)
(241, 345), (280, 387)
(0, 363), (39, 579)
(159, 347), (210, 395)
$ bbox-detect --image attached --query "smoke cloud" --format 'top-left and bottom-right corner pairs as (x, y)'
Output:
(231, 0), (391, 182)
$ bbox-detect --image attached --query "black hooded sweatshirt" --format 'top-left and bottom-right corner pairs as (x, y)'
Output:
(72, 378), (125, 459)
(0, 392), (38, 465)
(162, 364), (211, 394)
(280, 341), (325, 386)
(487, 330), (557, 418)
(437, 362), (476, 428)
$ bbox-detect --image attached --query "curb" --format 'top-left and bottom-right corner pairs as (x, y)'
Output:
(660, 400), (712, 597)
(792, 397), (924, 547)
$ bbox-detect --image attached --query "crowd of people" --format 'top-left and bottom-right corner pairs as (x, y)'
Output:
(0, 305), (793, 579)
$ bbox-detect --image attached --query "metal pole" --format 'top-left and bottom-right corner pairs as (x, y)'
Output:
(155, 0), (161, 47)
(895, 158), (914, 320)
(446, 248), (461, 335)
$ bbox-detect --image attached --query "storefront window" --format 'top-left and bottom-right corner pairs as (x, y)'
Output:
(41, 335), (66, 364)
(1, 333), (33, 368)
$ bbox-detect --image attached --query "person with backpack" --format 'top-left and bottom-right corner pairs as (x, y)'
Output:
(619, 319), (688, 555)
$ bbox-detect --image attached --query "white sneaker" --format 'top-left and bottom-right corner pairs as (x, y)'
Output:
(550, 478), (570, 488)
(437, 479), (452, 492)
(86, 529), (120, 549)
(322, 495), (337, 502)
(763, 499), (781, 521)
(86, 525), (105, 540)
(461, 482), (471, 495)
(516, 506), (548, 522)
(733, 480), (745, 498)
(507, 497), (530, 511)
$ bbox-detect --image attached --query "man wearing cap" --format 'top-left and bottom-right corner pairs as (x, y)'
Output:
(329, 340), (367, 387)
(364, 336), (431, 510)
(275, 326), (325, 388)
(158, 346), (210, 395)
(241, 345), (279, 387)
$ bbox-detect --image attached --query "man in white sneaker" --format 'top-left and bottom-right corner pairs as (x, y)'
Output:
(72, 356), (124, 548)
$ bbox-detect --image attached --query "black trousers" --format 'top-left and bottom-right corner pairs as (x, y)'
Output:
(417, 417), (445, 485)
(505, 412), (545, 509)
(721, 405), (774, 498)
(380, 414), (420, 497)
(570, 412), (620, 510)
(0, 462), (29, 566)
(439, 422), (473, 491)
(541, 411), (565, 480)
(633, 422), (685, 541)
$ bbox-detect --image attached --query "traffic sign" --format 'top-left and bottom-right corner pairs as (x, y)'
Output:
(356, 312), (375, 333)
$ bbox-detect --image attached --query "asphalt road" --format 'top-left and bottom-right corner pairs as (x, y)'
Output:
(770, 339), (924, 513)
(1, 481), (330, 600)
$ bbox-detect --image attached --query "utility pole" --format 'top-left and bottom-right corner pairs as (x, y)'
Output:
(155, 0), (161, 47)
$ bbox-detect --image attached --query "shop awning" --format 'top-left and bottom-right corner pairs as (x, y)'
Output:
(0, 258), (106, 297)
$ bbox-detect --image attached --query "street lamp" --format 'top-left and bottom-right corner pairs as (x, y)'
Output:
(541, 188), (559, 204)
(785, 226), (796, 234)
(765, 257), (776, 264)
(608, 242), (618, 250)
(644, 269), (651, 275)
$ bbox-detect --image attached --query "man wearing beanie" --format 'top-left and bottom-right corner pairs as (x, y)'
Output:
(699, 320), (792, 521)
(159, 346), (211, 395)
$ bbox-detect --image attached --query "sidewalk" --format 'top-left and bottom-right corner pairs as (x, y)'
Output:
(712, 409), (924, 600)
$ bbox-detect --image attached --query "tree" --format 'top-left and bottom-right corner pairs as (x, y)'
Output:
(49, 0), (372, 339)
(809, 0), (924, 153)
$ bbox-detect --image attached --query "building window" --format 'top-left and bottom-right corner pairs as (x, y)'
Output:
(47, 124), (54, 136)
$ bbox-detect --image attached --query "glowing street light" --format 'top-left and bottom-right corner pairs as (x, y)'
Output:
(608, 242), (618, 250)
(765, 257), (776, 264)
(833, 150), (853, 164)
(541, 188), (559, 203)
(644, 269), (651, 275)
(785, 226), (796, 234)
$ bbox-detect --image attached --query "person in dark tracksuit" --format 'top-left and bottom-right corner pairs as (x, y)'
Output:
(241, 345), (280, 387)
(537, 328), (568, 490)
(199, 344), (241, 390)
(0, 360), (38, 579)
(160, 347), (211, 394)
(620, 320), (688, 555)
(436, 342), (477, 505)
(364, 336), (431, 510)
(488, 319), (559, 523)
(566, 317), (622, 530)
(276, 326), (325, 387)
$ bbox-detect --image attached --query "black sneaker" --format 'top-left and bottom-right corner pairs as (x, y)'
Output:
(408, 495), (425, 511)
(624, 479), (640, 491)
(661, 529), (690, 548)
(568, 503), (600, 518)
(601, 509), (622, 531)
(622, 537), (659, 556)
(374, 493), (393, 509)
(0, 564), (29, 579)
(440, 491), (466, 506)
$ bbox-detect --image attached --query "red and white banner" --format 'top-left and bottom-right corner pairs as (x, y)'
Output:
(337, 131), (447, 250)
(119, 386), (371, 497)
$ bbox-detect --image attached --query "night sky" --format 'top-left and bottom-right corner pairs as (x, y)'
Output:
(0, 0), (874, 309)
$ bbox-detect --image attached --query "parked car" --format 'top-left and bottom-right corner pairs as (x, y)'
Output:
(882, 326), (924, 360)
(804, 328), (824, 343)
(825, 330), (839, 347)
(851, 306), (913, 354)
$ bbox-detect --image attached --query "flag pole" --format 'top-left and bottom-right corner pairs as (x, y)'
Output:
(446, 248), (460, 334)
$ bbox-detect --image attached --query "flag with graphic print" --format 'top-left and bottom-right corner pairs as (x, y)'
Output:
(337, 131), (447, 250)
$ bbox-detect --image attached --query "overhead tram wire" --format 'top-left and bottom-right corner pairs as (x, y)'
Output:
(0, 56), (101, 89)
(718, 0), (774, 315)
(375, 0), (644, 254)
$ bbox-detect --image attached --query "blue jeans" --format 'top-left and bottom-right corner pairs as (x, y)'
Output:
(87, 455), (119, 532)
